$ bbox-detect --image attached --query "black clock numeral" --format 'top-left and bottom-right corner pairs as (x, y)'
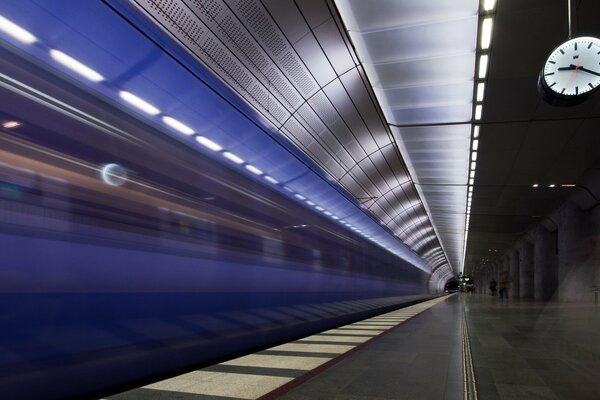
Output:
(576, 86), (579, 95)
(544, 72), (555, 76)
(560, 49), (565, 54)
(573, 55), (579, 59)
(549, 61), (556, 64)
(561, 88), (566, 94)
(574, 43), (578, 51)
(588, 42), (593, 49)
(589, 83), (594, 89)
(550, 82), (557, 88)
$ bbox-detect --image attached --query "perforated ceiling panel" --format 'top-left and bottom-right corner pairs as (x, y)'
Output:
(131, 0), (452, 279)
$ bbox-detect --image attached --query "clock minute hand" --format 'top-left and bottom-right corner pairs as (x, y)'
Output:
(578, 66), (600, 76)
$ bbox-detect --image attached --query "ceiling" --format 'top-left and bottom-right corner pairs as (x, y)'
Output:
(127, 0), (459, 282)
(124, 0), (600, 281)
(465, 0), (600, 273)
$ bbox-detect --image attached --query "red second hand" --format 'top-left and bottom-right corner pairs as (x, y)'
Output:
(564, 63), (580, 92)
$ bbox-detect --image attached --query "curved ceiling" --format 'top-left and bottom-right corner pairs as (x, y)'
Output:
(128, 0), (469, 281)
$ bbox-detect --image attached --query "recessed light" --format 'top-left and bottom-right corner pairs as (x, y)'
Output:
(223, 151), (244, 164)
(119, 91), (160, 115)
(50, 49), (104, 82)
(195, 136), (222, 151)
(532, 183), (539, 188)
(0, 15), (36, 43)
(264, 175), (279, 184)
(483, 0), (496, 12)
(548, 184), (555, 188)
(480, 18), (493, 50)
(163, 116), (194, 135)
(474, 105), (483, 120)
(561, 184), (576, 187)
(478, 54), (489, 79)
(245, 164), (263, 175)
(2, 120), (21, 128)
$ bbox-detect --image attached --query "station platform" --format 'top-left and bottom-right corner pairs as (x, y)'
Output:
(107, 295), (460, 400)
(106, 295), (600, 400)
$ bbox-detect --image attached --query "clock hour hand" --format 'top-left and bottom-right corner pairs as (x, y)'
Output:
(557, 65), (577, 71)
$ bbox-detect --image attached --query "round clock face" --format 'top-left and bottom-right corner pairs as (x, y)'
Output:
(539, 36), (600, 105)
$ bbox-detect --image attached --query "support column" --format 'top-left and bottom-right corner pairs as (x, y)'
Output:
(558, 202), (584, 301)
(519, 240), (534, 299)
(534, 225), (558, 301)
(509, 249), (520, 299)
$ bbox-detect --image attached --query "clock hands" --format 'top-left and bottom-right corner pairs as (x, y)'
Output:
(557, 64), (600, 76)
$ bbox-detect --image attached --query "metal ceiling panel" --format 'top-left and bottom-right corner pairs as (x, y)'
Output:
(126, 0), (453, 283)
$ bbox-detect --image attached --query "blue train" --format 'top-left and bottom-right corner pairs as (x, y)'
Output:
(0, 2), (431, 398)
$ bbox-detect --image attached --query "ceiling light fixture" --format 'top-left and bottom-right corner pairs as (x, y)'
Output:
(548, 184), (556, 188)
(472, 139), (479, 150)
(119, 91), (160, 115)
(478, 54), (489, 79)
(532, 183), (539, 188)
(480, 18), (493, 50)
(474, 105), (483, 120)
(50, 49), (104, 82)
(0, 15), (36, 43)
(561, 184), (576, 187)
(264, 175), (279, 184)
(245, 164), (263, 175)
(223, 151), (244, 164)
(2, 120), (21, 128)
(483, 0), (496, 11)
(473, 125), (480, 138)
(162, 116), (194, 135)
(195, 136), (222, 151)
(476, 82), (485, 102)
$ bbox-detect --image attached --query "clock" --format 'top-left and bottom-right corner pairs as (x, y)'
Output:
(538, 36), (600, 106)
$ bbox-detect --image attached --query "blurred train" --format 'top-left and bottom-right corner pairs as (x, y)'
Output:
(0, 5), (431, 400)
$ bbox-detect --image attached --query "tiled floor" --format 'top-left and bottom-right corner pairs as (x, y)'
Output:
(107, 296), (452, 400)
(279, 294), (462, 400)
(463, 295), (600, 400)
(107, 294), (600, 400)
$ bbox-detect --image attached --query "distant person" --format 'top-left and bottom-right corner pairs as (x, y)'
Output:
(498, 271), (511, 299)
(489, 279), (497, 296)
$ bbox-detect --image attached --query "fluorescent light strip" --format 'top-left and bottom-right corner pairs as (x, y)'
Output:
(306, 200), (315, 206)
(473, 125), (480, 138)
(294, 193), (306, 200)
(119, 91), (160, 115)
(483, 0), (496, 11)
(195, 136), (222, 151)
(0, 15), (36, 43)
(264, 175), (279, 184)
(472, 139), (479, 151)
(223, 151), (244, 164)
(245, 164), (263, 175)
(49, 49), (104, 82)
(2, 121), (20, 128)
(162, 116), (194, 135)
(476, 82), (485, 102)
(478, 54), (489, 79)
(480, 18), (493, 50)
(474, 105), (482, 120)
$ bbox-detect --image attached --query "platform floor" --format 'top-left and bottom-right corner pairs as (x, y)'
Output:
(107, 294), (600, 400)
(464, 294), (600, 400)
(107, 295), (456, 400)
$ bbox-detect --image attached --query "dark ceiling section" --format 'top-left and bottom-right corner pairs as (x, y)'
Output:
(466, 0), (600, 273)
